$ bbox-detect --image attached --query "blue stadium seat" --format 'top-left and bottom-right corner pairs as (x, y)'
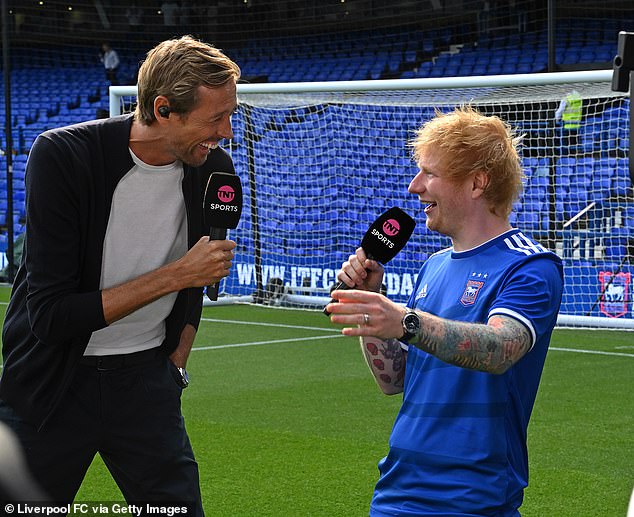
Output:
(603, 229), (630, 260)
(594, 157), (617, 179)
(517, 212), (540, 231)
(556, 166), (574, 188)
(590, 177), (611, 201)
(558, 157), (576, 167)
(498, 64), (515, 74)
(529, 175), (549, 189)
(523, 157), (540, 168)
(522, 198), (546, 213)
(611, 177), (632, 198)
(568, 185), (588, 202)
(413, 62), (432, 78)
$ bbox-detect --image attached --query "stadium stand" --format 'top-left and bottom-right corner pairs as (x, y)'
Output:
(0, 2), (633, 313)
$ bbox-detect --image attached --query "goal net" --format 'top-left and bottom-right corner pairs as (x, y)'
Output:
(110, 71), (634, 330)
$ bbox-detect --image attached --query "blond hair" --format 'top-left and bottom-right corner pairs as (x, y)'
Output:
(411, 105), (524, 217)
(135, 35), (241, 125)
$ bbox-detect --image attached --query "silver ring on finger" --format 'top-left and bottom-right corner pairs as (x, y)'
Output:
(363, 313), (370, 325)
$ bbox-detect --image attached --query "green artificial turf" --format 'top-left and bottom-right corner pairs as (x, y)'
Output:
(0, 288), (631, 516)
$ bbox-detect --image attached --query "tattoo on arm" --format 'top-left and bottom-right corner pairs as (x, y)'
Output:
(360, 337), (406, 394)
(409, 313), (532, 374)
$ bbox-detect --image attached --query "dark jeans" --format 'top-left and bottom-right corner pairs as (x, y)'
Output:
(106, 68), (118, 85)
(0, 352), (203, 515)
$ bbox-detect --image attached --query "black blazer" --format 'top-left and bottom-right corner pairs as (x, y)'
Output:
(0, 114), (235, 428)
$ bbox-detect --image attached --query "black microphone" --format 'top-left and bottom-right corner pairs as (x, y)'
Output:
(324, 207), (416, 315)
(203, 172), (243, 301)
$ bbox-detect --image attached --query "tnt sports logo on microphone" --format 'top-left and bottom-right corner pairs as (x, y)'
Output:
(209, 184), (239, 212)
(217, 185), (235, 203)
(382, 219), (400, 236)
(371, 228), (395, 249)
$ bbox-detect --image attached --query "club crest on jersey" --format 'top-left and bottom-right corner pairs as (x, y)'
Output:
(460, 279), (484, 306)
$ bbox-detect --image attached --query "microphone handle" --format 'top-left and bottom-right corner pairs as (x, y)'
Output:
(206, 227), (227, 302)
(210, 227), (227, 241)
(323, 254), (375, 316)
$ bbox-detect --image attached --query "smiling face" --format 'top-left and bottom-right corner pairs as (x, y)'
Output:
(164, 81), (237, 167)
(408, 107), (523, 250)
(408, 151), (474, 240)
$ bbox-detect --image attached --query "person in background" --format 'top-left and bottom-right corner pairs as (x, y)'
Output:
(0, 36), (241, 515)
(125, 2), (145, 47)
(100, 41), (120, 85)
(326, 106), (563, 516)
(161, 0), (180, 34)
(555, 89), (583, 156)
(125, 2), (143, 29)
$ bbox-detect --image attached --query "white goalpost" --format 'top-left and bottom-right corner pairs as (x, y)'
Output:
(110, 70), (634, 330)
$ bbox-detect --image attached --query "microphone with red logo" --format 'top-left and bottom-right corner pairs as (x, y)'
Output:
(203, 172), (243, 301)
(323, 207), (416, 315)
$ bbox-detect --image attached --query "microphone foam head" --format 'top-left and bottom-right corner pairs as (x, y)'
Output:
(360, 207), (416, 264)
(203, 172), (243, 229)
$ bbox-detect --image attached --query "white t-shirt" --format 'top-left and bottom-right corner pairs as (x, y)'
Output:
(85, 150), (187, 356)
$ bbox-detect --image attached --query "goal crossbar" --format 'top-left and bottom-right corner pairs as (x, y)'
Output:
(110, 70), (613, 111)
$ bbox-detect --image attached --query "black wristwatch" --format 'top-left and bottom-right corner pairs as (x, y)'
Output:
(176, 367), (189, 389)
(400, 309), (421, 343)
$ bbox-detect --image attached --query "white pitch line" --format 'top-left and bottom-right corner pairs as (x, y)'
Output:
(0, 308), (631, 365)
(192, 333), (345, 351)
(0, 333), (348, 368)
(200, 317), (340, 333)
(193, 342), (634, 356)
(0, 339), (632, 371)
(550, 347), (634, 358)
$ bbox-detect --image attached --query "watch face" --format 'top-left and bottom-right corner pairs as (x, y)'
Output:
(404, 312), (420, 333)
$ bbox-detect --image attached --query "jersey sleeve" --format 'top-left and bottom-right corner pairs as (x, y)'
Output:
(488, 255), (563, 349)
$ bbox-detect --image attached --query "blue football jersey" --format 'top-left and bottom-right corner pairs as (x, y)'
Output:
(370, 229), (564, 517)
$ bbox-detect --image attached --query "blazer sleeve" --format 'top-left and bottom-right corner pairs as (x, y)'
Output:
(23, 133), (108, 345)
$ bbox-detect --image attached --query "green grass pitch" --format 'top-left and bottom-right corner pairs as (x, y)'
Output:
(0, 286), (632, 516)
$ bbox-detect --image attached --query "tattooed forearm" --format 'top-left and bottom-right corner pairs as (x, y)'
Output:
(408, 313), (532, 374)
(360, 337), (405, 395)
